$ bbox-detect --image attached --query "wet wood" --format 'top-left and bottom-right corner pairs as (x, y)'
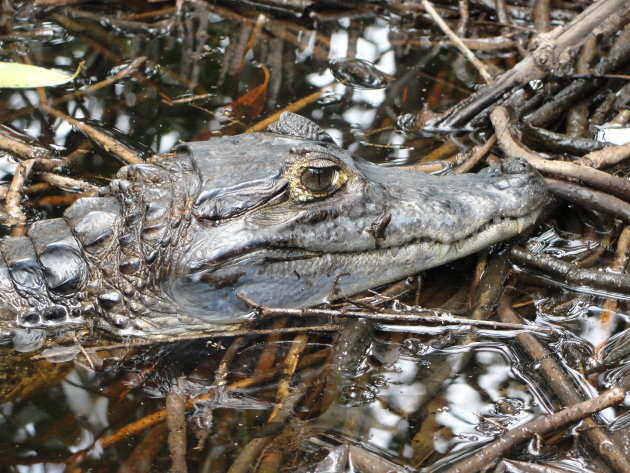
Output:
(497, 294), (630, 473)
(420, 0), (630, 130)
(443, 387), (625, 473)
(39, 104), (144, 165)
(491, 106), (630, 203)
(511, 247), (630, 295)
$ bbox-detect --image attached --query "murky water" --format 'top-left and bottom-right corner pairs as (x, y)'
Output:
(0, 2), (628, 473)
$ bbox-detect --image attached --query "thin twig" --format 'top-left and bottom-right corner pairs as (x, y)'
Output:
(39, 103), (144, 165)
(235, 295), (555, 334)
(420, 0), (492, 83)
(166, 378), (188, 473)
(454, 135), (497, 174)
(3, 159), (35, 229)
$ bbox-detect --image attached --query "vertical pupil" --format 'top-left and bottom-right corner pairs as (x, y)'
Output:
(301, 167), (337, 192)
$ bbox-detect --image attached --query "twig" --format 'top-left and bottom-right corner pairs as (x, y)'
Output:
(270, 333), (308, 421)
(166, 378), (188, 473)
(3, 159), (35, 229)
(533, 0), (551, 33)
(511, 247), (630, 296)
(546, 178), (630, 223)
(39, 173), (99, 193)
(235, 295), (556, 334)
(72, 333), (94, 370)
(578, 142), (630, 169)
(442, 387), (625, 473)
(456, 0), (469, 36)
(0, 132), (52, 159)
(39, 103), (144, 165)
(420, 0), (492, 84)
(454, 135), (497, 174)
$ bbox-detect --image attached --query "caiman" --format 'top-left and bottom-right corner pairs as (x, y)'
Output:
(0, 113), (548, 343)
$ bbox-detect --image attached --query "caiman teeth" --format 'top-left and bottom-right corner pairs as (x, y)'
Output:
(516, 216), (526, 233)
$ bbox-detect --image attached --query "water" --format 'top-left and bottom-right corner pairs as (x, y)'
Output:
(0, 2), (628, 473)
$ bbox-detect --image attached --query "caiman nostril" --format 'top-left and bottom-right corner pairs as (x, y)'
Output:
(501, 157), (532, 175)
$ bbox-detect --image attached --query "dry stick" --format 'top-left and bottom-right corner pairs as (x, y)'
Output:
(454, 134), (497, 174)
(494, 0), (510, 28)
(441, 387), (625, 473)
(3, 158), (58, 229)
(546, 178), (630, 224)
(422, 0), (630, 130)
(511, 247), (630, 296)
(244, 87), (328, 134)
(497, 294), (630, 473)
(39, 103), (143, 165)
(491, 106), (630, 203)
(578, 142), (630, 169)
(420, 0), (492, 84)
(566, 35), (597, 138)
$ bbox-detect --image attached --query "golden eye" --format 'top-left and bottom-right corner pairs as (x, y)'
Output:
(300, 166), (340, 193)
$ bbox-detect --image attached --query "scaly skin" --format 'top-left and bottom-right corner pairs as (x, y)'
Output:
(0, 113), (549, 343)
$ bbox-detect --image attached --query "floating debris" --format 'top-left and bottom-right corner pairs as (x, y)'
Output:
(328, 58), (393, 89)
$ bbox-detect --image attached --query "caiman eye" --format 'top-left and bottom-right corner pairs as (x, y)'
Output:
(300, 166), (340, 193)
(285, 151), (349, 202)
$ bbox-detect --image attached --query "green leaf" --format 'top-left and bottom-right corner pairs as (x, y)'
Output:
(0, 62), (81, 88)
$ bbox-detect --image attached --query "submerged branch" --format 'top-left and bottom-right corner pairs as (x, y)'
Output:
(442, 387), (625, 473)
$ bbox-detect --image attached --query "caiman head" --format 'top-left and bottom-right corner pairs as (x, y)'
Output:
(0, 113), (549, 340)
(144, 112), (548, 330)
